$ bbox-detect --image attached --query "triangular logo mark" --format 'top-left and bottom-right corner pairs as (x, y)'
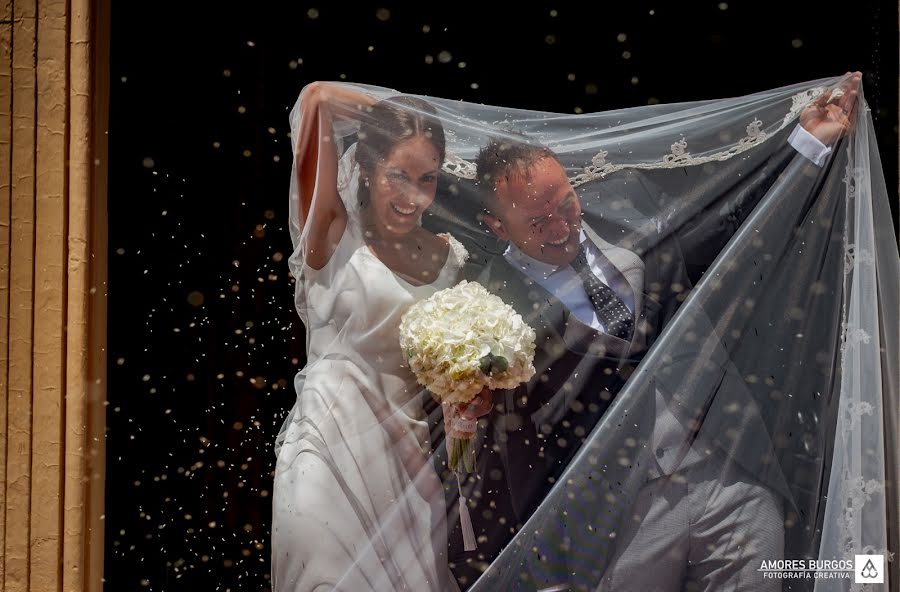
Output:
(860, 558), (878, 579)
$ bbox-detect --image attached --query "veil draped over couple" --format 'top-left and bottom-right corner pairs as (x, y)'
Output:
(270, 74), (899, 592)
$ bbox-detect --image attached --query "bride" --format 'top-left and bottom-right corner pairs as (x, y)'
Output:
(271, 82), (489, 591)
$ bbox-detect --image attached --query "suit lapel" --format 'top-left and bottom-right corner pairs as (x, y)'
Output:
(477, 255), (567, 347)
(582, 224), (662, 354)
(583, 223), (644, 309)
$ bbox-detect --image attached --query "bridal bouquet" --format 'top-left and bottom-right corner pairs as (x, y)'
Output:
(399, 280), (536, 473)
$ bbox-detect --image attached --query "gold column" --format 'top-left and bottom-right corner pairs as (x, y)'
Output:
(0, 0), (108, 591)
(0, 0), (13, 588)
(5, 2), (38, 590)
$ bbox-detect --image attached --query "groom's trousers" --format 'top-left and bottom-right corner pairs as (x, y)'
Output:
(596, 448), (784, 592)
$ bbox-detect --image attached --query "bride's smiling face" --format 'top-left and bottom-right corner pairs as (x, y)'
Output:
(364, 135), (441, 237)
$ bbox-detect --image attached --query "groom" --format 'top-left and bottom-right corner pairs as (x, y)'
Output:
(447, 74), (860, 591)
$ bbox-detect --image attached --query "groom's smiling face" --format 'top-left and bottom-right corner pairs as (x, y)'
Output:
(484, 156), (583, 267)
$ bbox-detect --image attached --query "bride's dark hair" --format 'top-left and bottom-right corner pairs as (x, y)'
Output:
(355, 96), (446, 208)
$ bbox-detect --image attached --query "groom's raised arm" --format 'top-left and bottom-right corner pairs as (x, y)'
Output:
(581, 74), (861, 285)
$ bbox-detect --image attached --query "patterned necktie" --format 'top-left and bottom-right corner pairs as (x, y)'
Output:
(569, 244), (634, 341)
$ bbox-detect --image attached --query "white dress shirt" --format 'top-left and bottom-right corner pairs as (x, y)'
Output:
(788, 124), (832, 166)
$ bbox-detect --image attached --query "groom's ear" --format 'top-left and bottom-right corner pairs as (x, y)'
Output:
(481, 211), (510, 241)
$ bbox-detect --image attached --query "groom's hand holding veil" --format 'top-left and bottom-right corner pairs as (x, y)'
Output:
(800, 71), (861, 144)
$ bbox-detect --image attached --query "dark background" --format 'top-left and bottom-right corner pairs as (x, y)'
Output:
(107, 2), (899, 590)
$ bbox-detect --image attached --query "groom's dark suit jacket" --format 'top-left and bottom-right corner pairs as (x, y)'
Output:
(436, 137), (837, 590)
(445, 219), (684, 589)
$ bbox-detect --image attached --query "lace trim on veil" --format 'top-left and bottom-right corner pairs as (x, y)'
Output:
(439, 87), (847, 187)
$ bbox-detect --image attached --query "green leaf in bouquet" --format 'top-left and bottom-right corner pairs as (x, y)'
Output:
(479, 353), (509, 376)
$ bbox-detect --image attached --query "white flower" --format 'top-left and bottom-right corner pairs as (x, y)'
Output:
(399, 280), (537, 404)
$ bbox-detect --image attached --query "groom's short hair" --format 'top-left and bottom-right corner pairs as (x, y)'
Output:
(474, 135), (563, 214)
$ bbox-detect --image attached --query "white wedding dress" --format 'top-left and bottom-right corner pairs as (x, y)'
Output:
(272, 145), (466, 591)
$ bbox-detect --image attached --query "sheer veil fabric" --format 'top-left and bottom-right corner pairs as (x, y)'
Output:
(273, 76), (898, 592)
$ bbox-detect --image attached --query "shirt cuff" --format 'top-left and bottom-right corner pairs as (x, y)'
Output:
(788, 125), (832, 167)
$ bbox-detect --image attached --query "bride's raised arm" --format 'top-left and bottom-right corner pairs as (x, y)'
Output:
(293, 81), (376, 269)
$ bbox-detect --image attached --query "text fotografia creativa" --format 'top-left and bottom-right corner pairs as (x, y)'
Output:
(757, 555), (885, 584)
